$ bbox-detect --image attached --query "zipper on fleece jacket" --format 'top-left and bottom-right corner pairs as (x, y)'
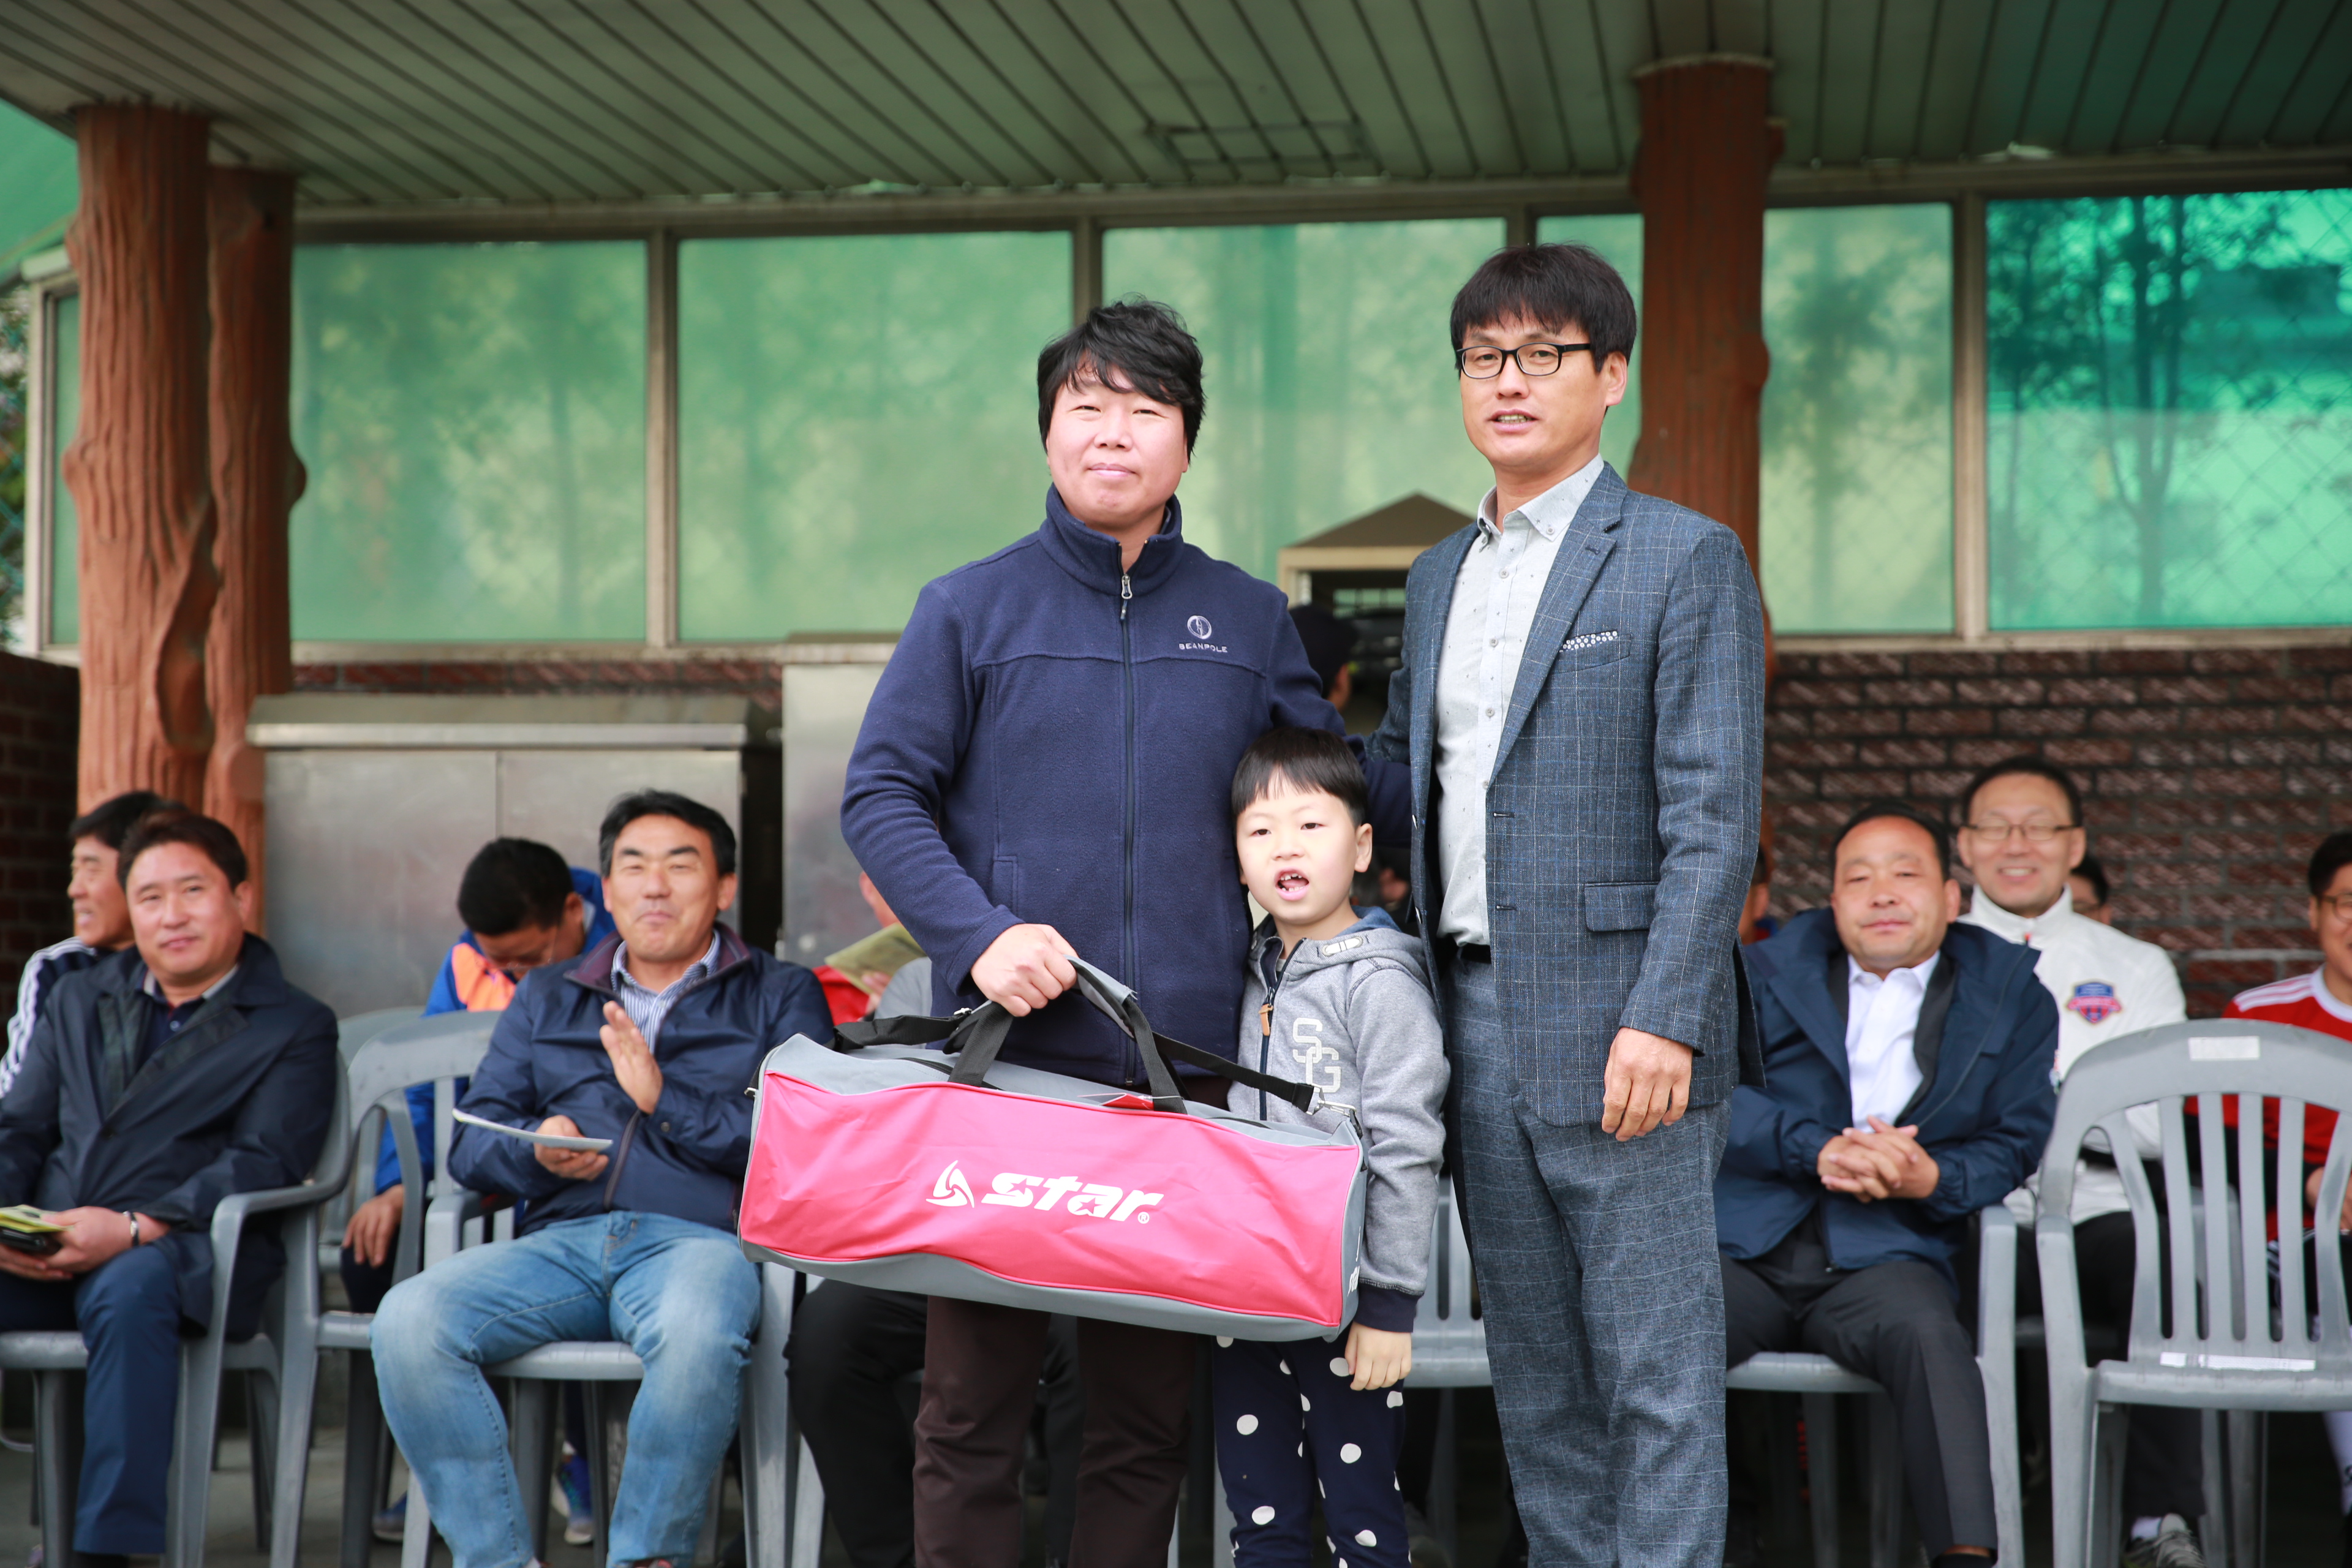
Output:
(1119, 568), (1140, 1089)
(1254, 944), (1296, 1120)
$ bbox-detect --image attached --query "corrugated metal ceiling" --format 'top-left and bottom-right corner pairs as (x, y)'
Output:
(0, 0), (2345, 207)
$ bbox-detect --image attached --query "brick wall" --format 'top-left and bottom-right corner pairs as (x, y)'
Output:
(0, 650), (78, 986)
(1766, 643), (2352, 1017)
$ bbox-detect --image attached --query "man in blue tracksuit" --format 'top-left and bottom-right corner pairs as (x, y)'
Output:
(842, 298), (1403, 1568)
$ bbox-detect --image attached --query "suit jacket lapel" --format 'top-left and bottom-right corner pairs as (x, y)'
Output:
(1489, 467), (1626, 782)
(1764, 936), (1852, 1085)
(1894, 954), (1959, 1124)
(1408, 525), (1479, 808)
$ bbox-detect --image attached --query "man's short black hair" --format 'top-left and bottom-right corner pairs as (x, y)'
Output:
(1450, 244), (1637, 366)
(117, 809), (249, 889)
(1037, 298), (1206, 452)
(1956, 754), (2084, 828)
(1288, 605), (1358, 703)
(2071, 851), (2111, 908)
(1231, 728), (1370, 827)
(598, 790), (737, 878)
(70, 790), (178, 853)
(2310, 831), (2352, 899)
(1751, 844), (1773, 887)
(1832, 799), (1954, 882)
(457, 839), (576, 937)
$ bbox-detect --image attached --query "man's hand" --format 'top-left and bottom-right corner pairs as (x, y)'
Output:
(342, 1187), (405, 1267)
(2305, 1166), (2352, 1233)
(533, 1116), (610, 1181)
(1820, 1118), (1939, 1202)
(971, 924), (1077, 1017)
(1600, 1027), (1693, 1140)
(37, 1207), (151, 1277)
(601, 1003), (663, 1114)
(1344, 1324), (1413, 1391)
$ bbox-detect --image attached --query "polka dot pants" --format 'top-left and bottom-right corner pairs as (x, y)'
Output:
(1210, 1334), (1409, 1568)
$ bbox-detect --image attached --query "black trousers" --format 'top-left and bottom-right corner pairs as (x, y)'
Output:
(2018, 1210), (2204, 1520)
(791, 1281), (1085, 1568)
(1722, 1220), (1994, 1559)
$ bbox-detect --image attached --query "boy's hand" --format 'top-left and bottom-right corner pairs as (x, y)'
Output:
(972, 924), (1077, 1016)
(1344, 1324), (1412, 1391)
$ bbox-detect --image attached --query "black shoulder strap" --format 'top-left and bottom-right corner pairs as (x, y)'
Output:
(830, 1009), (1314, 1114)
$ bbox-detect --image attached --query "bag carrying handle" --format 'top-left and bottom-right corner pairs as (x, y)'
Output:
(832, 955), (1314, 1115)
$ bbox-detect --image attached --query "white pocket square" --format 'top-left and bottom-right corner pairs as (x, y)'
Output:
(1561, 630), (1622, 653)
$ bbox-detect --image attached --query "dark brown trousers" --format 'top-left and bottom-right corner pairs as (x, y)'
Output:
(911, 1075), (1225, 1568)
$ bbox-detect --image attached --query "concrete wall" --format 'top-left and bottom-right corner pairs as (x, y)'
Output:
(0, 651), (78, 986)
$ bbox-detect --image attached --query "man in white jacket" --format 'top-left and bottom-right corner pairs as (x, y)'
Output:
(1955, 756), (2203, 1568)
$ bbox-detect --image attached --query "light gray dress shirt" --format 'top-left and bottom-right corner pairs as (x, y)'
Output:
(1844, 952), (1939, 1128)
(1434, 454), (1606, 945)
(612, 931), (722, 1047)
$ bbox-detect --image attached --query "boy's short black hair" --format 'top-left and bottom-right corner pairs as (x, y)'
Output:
(2310, 831), (2352, 899)
(2071, 851), (2111, 908)
(457, 839), (576, 937)
(1231, 728), (1370, 827)
(598, 790), (737, 878)
(1450, 244), (1637, 366)
(1831, 799), (1954, 882)
(117, 809), (249, 890)
(70, 790), (178, 853)
(1956, 754), (2084, 828)
(1037, 298), (1206, 451)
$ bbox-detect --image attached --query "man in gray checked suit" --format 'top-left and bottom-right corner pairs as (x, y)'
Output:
(1367, 243), (1765, 1567)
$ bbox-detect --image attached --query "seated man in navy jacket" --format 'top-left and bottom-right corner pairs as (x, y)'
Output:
(372, 790), (830, 1568)
(1719, 801), (2056, 1568)
(0, 809), (338, 1562)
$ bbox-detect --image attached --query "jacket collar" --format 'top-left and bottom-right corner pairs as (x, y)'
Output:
(566, 924), (754, 998)
(100, 932), (290, 1009)
(1036, 486), (1188, 599)
(1966, 883), (2078, 944)
(1751, 910), (2035, 1119)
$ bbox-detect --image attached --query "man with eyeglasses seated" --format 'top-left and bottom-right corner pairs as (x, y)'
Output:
(371, 790), (831, 1568)
(1953, 755), (2204, 1567)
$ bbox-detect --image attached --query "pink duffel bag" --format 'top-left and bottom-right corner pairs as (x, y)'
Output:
(738, 957), (1368, 1340)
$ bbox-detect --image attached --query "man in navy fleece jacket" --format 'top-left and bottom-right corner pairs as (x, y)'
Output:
(841, 299), (1401, 1568)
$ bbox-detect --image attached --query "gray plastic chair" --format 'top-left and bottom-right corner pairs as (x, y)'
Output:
(1724, 1202), (2024, 1568)
(0, 1056), (350, 1568)
(2039, 1018), (2352, 1568)
(402, 1164), (801, 1565)
(266, 1006), (499, 1568)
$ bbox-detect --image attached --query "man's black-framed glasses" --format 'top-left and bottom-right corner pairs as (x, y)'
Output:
(1456, 342), (1593, 379)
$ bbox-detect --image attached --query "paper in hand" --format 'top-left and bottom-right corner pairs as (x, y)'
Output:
(823, 923), (926, 994)
(451, 1109), (613, 1153)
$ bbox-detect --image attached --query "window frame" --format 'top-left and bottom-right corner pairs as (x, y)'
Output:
(23, 152), (2351, 663)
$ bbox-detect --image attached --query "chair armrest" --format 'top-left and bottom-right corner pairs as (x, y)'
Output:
(425, 1187), (496, 1268)
(1975, 1200), (2019, 1357)
(206, 1180), (339, 1346)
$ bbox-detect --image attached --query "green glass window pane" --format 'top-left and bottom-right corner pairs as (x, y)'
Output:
(1103, 220), (1502, 580)
(1533, 214), (1643, 473)
(1987, 190), (2352, 630)
(677, 231), (1070, 642)
(47, 291), (78, 645)
(291, 243), (647, 643)
(1760, 204), (1954, 635)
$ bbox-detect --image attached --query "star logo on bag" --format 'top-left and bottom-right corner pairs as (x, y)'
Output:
(927, 1161), (974, 1207)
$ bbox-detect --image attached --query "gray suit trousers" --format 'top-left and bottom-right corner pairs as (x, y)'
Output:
(1449, 961), (1729, 1568)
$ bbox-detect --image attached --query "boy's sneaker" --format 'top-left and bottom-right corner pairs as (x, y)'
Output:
(557, 1452), (596, 1545)
(2122, 1516), (2206, 1568)
(371, 1493), (406, 1542)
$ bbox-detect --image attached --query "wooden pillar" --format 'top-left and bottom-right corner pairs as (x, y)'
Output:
(1627, 56), (1778, 576)
(206, 167), (303, 926)
(61, 104), (218, 812)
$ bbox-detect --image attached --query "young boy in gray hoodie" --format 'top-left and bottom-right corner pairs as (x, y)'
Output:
(1218, 727), (1449, 1568)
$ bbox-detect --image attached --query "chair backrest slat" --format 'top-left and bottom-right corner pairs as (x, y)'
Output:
(2041, 1020), (2352, 1379)
(339, 1011), (500, 1283)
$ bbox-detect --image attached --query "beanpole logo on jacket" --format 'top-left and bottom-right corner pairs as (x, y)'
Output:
(927, 1161), (976, 1207)
(2067, 981), (2123, 1025)
(922, 1163), (1167, 1222)
(1179, 614), (1227, 653)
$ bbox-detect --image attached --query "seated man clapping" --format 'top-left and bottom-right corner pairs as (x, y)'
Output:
(372, 790), (830, 1567)
(1717, 801), (2057, 1568)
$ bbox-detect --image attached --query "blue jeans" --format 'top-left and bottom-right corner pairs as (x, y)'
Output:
(371, 1212), (761, 1568)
